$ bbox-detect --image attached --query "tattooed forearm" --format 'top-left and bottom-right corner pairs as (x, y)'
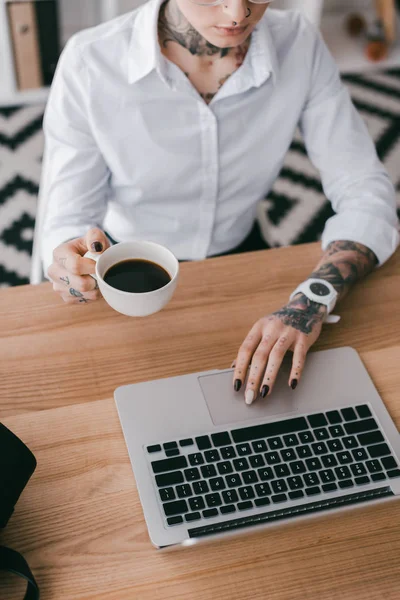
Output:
(310, 240), (378, 301)
(69, 288), (87, 303)
(273, 293), (326, 334)
(60, 276), (70, 286)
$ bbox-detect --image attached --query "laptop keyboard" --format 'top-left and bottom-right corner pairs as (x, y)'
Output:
(146, 404), (400, 528)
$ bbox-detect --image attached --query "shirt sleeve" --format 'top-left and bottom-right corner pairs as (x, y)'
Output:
(299, 18), (399, 267)
(40, 34), (110, 277)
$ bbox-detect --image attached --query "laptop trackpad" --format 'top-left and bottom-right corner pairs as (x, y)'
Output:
(198, 360), (298, 427)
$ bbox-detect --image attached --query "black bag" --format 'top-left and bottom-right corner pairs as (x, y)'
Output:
(0, 423), (39, 599)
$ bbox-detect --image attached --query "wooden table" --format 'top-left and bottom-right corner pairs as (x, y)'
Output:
(1, 242), (400, 600)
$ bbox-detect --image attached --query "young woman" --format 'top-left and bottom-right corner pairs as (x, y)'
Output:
(42, 0), (399, 404)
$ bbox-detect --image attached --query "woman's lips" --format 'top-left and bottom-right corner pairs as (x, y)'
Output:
(214, 25), (248, 36)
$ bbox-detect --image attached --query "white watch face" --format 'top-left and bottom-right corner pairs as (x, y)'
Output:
(309, 282), (332, 297)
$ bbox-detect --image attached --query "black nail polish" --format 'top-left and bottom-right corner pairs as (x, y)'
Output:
(261, 385), (269, 398)
(234, 379), (242, 392)
(291, 379), (298, 390)
(91, 241), (103, 253)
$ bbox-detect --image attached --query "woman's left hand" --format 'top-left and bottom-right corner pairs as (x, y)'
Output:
(232, 293), (327, 405)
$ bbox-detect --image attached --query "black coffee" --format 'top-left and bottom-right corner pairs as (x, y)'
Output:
(104, 259), (171, 293)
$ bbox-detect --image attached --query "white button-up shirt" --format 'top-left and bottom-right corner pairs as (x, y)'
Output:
(40, 0), (399, 275)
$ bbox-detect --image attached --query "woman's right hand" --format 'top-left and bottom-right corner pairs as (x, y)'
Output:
(48, 228), (110, 304)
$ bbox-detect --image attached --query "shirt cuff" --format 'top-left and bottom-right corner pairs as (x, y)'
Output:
(321, 211), (400, 267)
(41, 224), (97, 279)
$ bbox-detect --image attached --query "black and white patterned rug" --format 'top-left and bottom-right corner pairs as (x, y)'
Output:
(1, 69), (399, 287)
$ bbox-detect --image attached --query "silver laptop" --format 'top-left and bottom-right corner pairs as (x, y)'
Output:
(114, 346), (400, 549)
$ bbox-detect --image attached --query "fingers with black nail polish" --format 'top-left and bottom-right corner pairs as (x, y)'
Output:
(261, 385), (269, 398)
(291, 379), (298, 390)
(234, 379), (242, 392)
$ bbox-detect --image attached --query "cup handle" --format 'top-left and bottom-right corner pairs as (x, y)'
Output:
(83, 251), (99, 281)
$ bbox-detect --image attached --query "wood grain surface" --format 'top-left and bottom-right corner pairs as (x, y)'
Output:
(1, 242), (400, 599)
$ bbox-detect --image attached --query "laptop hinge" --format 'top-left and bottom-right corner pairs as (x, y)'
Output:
(188, 486), (393, 539)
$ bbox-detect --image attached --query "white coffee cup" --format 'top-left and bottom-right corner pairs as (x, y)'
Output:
(84, 241), (179, 317)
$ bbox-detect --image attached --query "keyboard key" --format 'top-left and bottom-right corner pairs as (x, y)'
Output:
(201, 464), (217, 478)
(321, 455), (338, 468)
(167, 516), (183, 526)
(306, 457), (322, 471)
(326, 410), (342, 424)
(281, 449), (297, 462)
(238, 501), (253, 511)
(233, 458), (249, 471)
(252, 440), (268, 453)
(356, 405), (372, 419)
(291, 461), (306, 474)
(239, 486), (255, 500)
(350, 463), (367, 477)
(217, 461), (234, 475)
(205, 449), (220, 463)
(220, 505), (236, 514)
(335, 466), (351, 479)
(210, 477), (226, 491)
(176, 484), (192, 498)
(189, 496), (205, 511)
(329, 425), (345, 438)
(205, 493), (222, 507)
(193, 480), (209, 495)
(242, 470), (259, 484)
(314, 428), (330, 441)
(155, 471), (184, 487)
(304, 473), (319, 487)
(312, 442), (328, 455)
(308, 413), (328, 427)
(255, 483), (271, 496)
(320, 469), (336, 483)
(283, 434), (299, 447)
(220, 446), (237, 459)
(196, 435), (212, 450)
(184, 468), (201, 481)
(299, 431), (314, 444)
(355, 476), (370, 485)
(255, 497), (271, 507)
(152, 456), (188, 474)
(338, 479), (354, 489)
(165, 449), (180, 457)
(203, 508), (218, 518)
(179, 438), (194, 447)
(231, 417), (309, 443)
(147, 444), (162, 453)
(163, 499), (188, 516)
(388, 469), (400, 478)
(257, 467), (274, 481)
(352, 448), (368, 461)
(265, 451), (281, 465)
(322, 483), (337, 492)
(222, 489), (239, 503)
(163, 441), (178, 451)
(226, 474), (242, 487)
(337, 451), (353, 464)
(211, 432), (231, 447)
(185, 512), (201, 522)
(287, 476), (304, 490)
(367, 443), (391, 458)
(159, 488), (176, 502)
(305, 486), (321, 496)
(382, 456), (398, 470)
(249, 455), (265, 468)
(344, 418), (378, 435)
(358, 431), (384, 446)
(297, 446), (312, 459)
(327, 439), (343, 452)
(237, 443), (252, 456)
(289, 490), (304, 500)
(271, 479), (287, 493)
(341, 407), (357, 421)
(343, 436), (358, 449)
(189, 453), (204, 466)
(371, 473), (386, 481)
(272, 494), (287, 503)
(365, 459), (383, 473)
(274, 464), (290, 478)
(269, 437), (284, 449)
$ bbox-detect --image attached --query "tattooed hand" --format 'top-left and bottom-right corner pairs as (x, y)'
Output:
(232, 293), (326, 405)
(48, 227), (110, 305)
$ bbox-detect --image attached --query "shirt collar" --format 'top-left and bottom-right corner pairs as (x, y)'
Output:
(128, 0), (279, 87)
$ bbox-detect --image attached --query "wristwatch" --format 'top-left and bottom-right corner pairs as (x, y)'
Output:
(289, 278), (341, 324)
